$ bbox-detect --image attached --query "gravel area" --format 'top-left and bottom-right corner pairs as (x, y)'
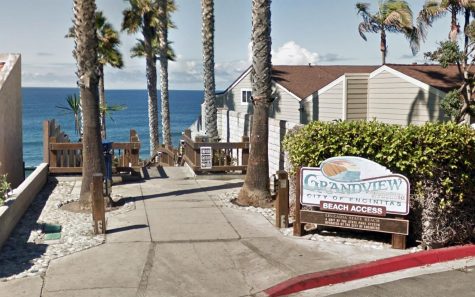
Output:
(0, 178), (132, 281)
(213, 189), (422, 252)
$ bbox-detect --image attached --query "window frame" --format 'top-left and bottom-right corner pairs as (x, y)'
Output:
(240, 88), (252, 105)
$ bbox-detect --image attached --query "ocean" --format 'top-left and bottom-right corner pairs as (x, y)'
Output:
(23, 88), (203, 167)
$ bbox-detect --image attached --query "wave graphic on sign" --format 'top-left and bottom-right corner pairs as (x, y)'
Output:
(321, 157), (391, 182)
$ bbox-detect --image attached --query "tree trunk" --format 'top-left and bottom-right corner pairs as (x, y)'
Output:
(74, 0), (104, 208)
(159, 0), (171, 146)
(449, 7), (459, 42)
(237, 0), (272, 207)
(464, 8), (470, 52)
(98, 64), (107, 139)
(380, 29), (386, 65)
(144, 13), (160, 156)
(202, 0), (219, 142)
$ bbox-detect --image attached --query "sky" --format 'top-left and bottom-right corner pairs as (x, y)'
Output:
(0, 0), (455, 90)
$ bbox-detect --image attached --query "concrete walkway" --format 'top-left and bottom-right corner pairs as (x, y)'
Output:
(1, 167), (409, 297)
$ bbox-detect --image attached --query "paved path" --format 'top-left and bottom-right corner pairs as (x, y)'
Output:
(0, 167), (421, 297)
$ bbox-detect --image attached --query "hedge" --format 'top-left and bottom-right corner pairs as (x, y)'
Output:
(283, 120), (475, 248)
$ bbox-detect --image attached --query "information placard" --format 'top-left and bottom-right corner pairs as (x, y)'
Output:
(200, 147), (212, 169)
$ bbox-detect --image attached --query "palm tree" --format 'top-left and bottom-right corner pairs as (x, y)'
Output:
(201, 0), (219, 142)
(418, 0), (475, 43)
(123, 0), (160, 156)
(96, 11), (124, 139)
(158, 0), (172, 145)
(67, 11), (124, 140)
(73, 0), (104, 208)
(56, 94), (82, 136)
(237, 0), (273, 207)
(356, 0), (421, 65)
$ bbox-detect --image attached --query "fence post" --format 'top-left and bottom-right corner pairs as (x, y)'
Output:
(184, 129), (191, 138)
(91, 173), (106, 234)
(392, 216), (407, 249)
(49, 137), (57, 168)
(43, 120), (50, 163)
(275, 170), (289, 228)
(241, 136), (249, 174)
(293, 167), (305, 236)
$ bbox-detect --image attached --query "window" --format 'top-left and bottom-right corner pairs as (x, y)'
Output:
(241, 89), (252, 104)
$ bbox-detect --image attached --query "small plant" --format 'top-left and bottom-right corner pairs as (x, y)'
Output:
(56, 94), (82, 136)
(0, 174), (11, 206)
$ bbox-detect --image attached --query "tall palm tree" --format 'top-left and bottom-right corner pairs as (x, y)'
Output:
(237, 0), (273, 207)
(201, 0), (219, 142)
(356, 0), (421, 65)
(73, 0), (104, 208)
(418, 0), (475, 43)
(158, 0), (172, 145)
(123, 0), (160, 156)
(67, 11), (124, 139)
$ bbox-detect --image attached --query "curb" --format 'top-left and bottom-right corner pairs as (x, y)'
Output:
(263, 244), (475, 297)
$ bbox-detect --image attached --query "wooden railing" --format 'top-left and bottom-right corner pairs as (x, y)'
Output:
(181, 129), (249, 174)
(43, 120), (141, 174)
(156, 144), (177, 166)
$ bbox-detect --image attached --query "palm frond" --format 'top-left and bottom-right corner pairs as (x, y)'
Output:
(418, 0), (449, 27)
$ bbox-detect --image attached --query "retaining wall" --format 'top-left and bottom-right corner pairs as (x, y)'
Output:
(0, 163), (48, 249)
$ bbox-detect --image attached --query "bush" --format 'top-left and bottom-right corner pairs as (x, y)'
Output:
(0, 174), (10, 206)
(283, 120), (475, 247)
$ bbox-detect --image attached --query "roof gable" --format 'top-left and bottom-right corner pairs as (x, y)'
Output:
(272, 65), (378, 99)
(382, 64), (464, 93)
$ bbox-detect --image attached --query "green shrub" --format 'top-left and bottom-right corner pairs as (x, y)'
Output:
(0, 174), (10, 206)
(283, 120), (475, 247)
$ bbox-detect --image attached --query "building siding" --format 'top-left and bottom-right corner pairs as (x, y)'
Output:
(346, 74), (369, 121)
(317, 81), (343, 121)
(269, 84), (301, 123)
(221, 72), (303, 123)
(368, 71), (445, 125)
(222, 73), (254, 115)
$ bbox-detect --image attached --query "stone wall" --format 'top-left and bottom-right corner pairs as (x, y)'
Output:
(0, 54), (22, 188)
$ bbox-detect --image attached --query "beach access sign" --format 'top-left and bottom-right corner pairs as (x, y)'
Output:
(300, 157), (410, 215)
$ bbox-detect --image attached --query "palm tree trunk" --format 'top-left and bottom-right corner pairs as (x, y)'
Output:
(74, 0), (105, 208)
(237, 0), (272, 207)
(159, 0), (171, 146)
(202, 0), (219, 142)
(144, 13), (160, 156)
(98, 64), (107, 139)
(380, 29), (387, 65)
(464, 8), (470, 53)
(449, 7), (459, 42)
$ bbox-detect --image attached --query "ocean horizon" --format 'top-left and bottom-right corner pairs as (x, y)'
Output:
(23, 87), (204, 167)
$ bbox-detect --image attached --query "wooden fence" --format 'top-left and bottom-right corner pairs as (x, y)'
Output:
(181, 129), (249, 174)
(43, 120), (141, 174)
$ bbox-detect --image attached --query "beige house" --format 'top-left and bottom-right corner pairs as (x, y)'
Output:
(216, 64), (460, 126)
(0, 54), (23, 188)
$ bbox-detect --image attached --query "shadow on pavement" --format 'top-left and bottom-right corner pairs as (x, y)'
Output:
(0, 180), (56, 279)
(140, 182), (243, 201)
(106, 224), (149, 234)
